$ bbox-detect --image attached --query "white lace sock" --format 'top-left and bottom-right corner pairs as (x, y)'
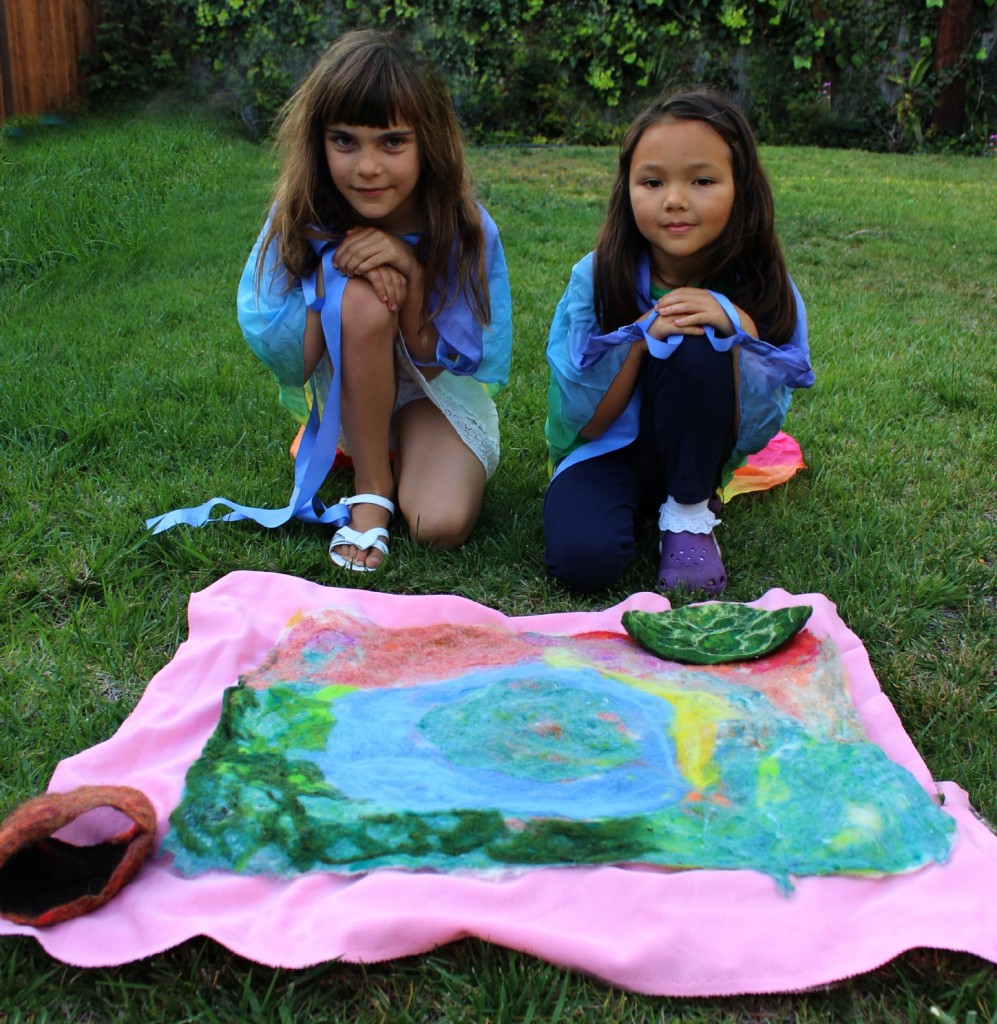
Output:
(657, 496), (721, 536)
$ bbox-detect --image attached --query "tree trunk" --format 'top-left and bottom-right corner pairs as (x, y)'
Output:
(932, 0), (973, 135)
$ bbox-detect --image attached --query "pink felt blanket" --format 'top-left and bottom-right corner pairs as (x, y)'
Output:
(2, 571), (995, 996)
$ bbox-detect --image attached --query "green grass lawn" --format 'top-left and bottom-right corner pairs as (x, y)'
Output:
(1, 106), (994, 1022)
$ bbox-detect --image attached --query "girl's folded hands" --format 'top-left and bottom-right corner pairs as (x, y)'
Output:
(653, 287), (757, 338)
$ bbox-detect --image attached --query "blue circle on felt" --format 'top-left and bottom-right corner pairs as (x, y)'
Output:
(300, 662), (689, 817)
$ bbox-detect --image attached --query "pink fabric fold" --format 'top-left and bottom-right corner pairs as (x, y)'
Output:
(2, 570), (995, 996)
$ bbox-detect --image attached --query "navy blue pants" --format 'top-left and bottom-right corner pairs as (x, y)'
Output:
(544, 337), (736, 592)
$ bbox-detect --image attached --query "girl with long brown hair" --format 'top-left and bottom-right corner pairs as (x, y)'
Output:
(150, 30), (512, 570)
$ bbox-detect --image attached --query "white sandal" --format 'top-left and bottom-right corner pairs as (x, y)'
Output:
(329, 493), (395, 572)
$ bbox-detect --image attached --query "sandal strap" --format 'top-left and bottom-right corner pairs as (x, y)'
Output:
(341, 493), (395, 515)
(330, 524), (390, 556)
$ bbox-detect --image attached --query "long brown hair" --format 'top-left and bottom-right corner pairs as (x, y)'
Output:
(257, 30), (489, 327)
(594, 89), (797, 345)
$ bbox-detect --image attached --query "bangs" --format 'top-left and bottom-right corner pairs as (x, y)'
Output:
(319, 50), (420, 129)
(660, 93), (748, 155)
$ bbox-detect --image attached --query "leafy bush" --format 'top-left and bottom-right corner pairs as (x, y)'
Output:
(81, 0), (997, 152)
(81, 0), (195, 99)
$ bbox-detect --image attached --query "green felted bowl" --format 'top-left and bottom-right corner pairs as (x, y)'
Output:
(622, 603), (813, 665)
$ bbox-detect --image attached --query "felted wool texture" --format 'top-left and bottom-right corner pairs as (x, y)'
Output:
(161, 606), (954, 887)
(0, 786), (156, 927)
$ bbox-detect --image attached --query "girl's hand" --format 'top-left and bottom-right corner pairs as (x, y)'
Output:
(333, 226), (417, 280)
(653, 288), (757, 338)
(363, 264), (409, 312)
(646, 306), (703, 340)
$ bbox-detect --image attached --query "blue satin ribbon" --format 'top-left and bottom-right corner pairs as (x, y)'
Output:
(147, 244), (351, 535)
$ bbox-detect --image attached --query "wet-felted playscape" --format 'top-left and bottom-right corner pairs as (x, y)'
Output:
(1, 570), (995, 996)
(162, 601), (949, 885)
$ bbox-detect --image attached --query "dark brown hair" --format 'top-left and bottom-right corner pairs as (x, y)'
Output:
(593, 89), (796, 345)
(258, 29), (488, 326)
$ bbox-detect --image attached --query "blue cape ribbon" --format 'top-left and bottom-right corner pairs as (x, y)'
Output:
(146, 243), (350, 534)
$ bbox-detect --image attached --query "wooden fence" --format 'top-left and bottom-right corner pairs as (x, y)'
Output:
(0, 0), (100, 121)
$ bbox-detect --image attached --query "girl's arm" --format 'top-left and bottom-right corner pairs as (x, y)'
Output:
(580, 335), (647, 440)
(396, 261), (441, 369)
(579, 297), (694, 440)
(303, 310), (325, 381)
(303, 269), (327, 382)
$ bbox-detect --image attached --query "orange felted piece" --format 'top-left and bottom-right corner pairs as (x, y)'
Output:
(0, 786), (156, 927)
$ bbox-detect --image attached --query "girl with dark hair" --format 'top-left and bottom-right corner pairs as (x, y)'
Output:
(543, 90), (813, 595)
(149, 30), (513, 571)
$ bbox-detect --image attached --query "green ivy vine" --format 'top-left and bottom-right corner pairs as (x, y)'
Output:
(82, 0), (996, 153)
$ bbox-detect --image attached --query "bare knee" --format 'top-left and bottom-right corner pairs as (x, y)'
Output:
(341, 279), (397, 345)
(403, 502), (477, 549)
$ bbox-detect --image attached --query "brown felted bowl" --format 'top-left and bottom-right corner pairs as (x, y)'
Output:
(0, 785), (156, 927)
